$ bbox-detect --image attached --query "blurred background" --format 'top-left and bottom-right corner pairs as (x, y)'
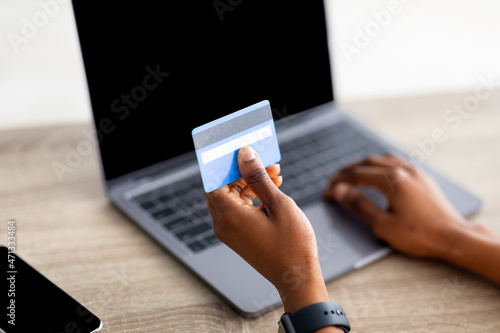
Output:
(1, 0), (500, 130)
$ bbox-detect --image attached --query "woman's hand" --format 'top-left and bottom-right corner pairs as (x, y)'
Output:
(325, 155), (494, 259)
(324, 154), (500, 288)
(324, 153), (471, 259)
(204, 146), (330, 313)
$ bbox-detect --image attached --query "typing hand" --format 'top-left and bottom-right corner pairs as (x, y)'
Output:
(324, 154), (494, 258)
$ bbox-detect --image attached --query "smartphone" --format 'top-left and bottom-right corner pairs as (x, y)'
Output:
(1, 246), (102, 333)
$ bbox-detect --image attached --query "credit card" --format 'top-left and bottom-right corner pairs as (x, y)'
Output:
(192, 100), (281, 193)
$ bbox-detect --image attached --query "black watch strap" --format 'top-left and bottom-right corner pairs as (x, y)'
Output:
(280, 301), (350, 333)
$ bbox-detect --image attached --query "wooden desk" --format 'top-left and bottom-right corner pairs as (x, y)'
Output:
(1, 91), (499, 332)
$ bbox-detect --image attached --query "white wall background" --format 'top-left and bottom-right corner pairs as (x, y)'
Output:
(1, 0), (500, 130)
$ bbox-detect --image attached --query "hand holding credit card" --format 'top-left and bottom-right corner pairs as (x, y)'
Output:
(192, 100), (281, 192)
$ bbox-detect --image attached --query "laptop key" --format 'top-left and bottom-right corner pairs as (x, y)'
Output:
(186, 240), (206, 253)
(139, 201), (155, 210)
(175, 223), (212, 241)
(164, 217), (192, 231)
(193, 209), (209, 219)
(158, 195), (170, 203)
(205, 234), (221, 245)
(152, 207), (175, 220)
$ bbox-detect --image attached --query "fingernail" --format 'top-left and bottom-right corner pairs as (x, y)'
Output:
(331, 182), (349, 201)
(239, 146), (256, 162)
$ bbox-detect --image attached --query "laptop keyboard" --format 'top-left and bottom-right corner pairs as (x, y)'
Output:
(279, 121), (388, 206)
(132, 120), (388, 254)
(133, 176), (219, 253)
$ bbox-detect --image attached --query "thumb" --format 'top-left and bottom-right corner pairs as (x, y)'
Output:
(237, 146), (282, 205)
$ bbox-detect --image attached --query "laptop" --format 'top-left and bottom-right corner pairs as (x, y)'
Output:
(71, 0), (482, 317)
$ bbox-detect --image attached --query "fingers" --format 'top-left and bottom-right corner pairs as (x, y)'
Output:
(237, 146), (283, 206)
(266, 163), (281, 179)
(240, 176), (282, 202)
(325, 182), (386, 227)
(329, 153), (413, 195)
(340, 153), (413, 171)
(272, 175), (283, 188)
(324, 153), (411, 225)
(205, 161), (283, 208)
(362, 153), (412, 168)
(239, 164), (282, 201)
(330, 165), (410, 194)
(230, 164), (281, 197)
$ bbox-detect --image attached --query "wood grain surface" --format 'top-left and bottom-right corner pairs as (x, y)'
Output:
(1, 91), (499, 332)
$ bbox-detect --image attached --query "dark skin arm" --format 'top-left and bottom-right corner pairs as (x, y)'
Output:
(325, 154), (500, 286)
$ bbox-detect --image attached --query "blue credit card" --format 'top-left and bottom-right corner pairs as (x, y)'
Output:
(192, 100), (281, 193)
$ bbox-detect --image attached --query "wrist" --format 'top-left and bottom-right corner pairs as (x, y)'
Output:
(443, 223), (500, 277)
(277, 261), (330, 313)
(279, 301), (350, 333)
(431, 217), (469, 261)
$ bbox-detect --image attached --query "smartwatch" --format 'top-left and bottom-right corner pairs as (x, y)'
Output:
(278, 301), (351, 333)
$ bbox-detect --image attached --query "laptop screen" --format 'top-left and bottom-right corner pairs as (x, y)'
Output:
(72, 1), (333, 181)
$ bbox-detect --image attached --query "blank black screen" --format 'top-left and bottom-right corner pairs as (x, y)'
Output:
(1, 247), (101, 332)
(72, 0), (333, 181)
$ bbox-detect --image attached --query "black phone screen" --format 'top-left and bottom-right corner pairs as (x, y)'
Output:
(1, 247), (102, 333)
